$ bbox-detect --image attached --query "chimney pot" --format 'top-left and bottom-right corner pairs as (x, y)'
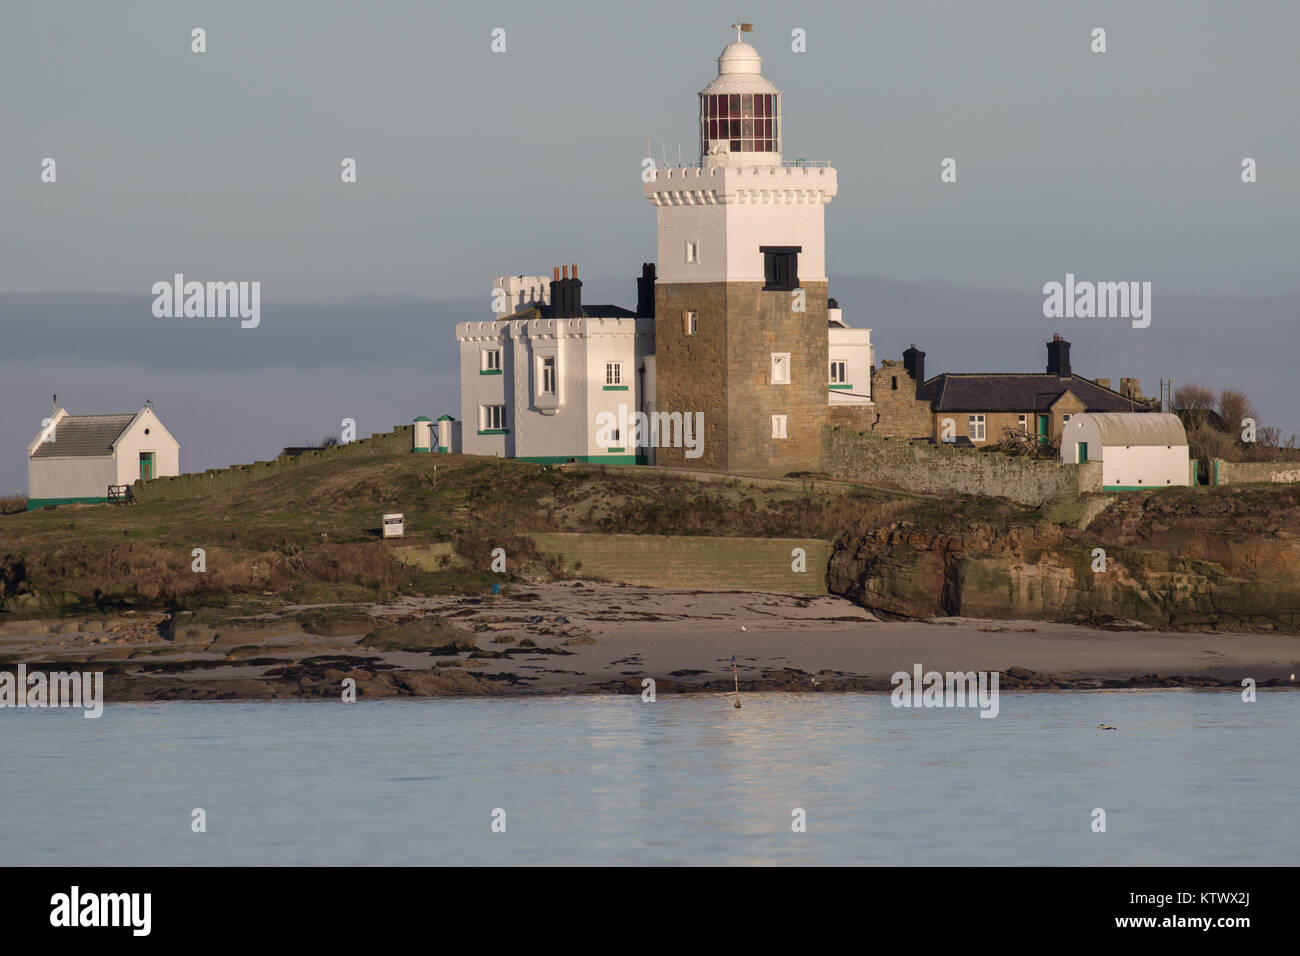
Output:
(571, 262), (578, 279)
(562, 265), (568, 279)
(553, 267), (560, 281)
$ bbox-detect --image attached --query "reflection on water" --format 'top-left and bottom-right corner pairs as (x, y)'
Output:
(1, 691), (1293, 865)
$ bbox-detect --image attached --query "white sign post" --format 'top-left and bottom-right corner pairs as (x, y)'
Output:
(382, 513), (404, 538)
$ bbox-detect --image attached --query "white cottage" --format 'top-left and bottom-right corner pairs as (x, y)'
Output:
(27, 406), (179, 508)
(1060, 412), (1189, 490)
(827, 299), (874, 414)
(457, 265), (656, 464)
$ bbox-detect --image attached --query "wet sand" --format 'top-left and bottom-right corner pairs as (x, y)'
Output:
(2, 582), (1297, 699)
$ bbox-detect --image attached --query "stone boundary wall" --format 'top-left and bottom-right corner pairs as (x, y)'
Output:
(530, 533), (831, 594)
(132, 425), (414, 503)
(822, 426), (1099, 504)
(1214, 460), (1300, 485)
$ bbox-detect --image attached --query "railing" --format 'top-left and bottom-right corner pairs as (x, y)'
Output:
(653, 159), (833, 169)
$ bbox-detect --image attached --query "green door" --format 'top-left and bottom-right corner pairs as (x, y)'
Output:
(1037, 415), (1049, 444)
(1077, 441), (1088, 463)
(139, 452), (154, 480)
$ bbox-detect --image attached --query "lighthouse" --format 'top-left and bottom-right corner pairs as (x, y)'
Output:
(644, 29), (839, 474)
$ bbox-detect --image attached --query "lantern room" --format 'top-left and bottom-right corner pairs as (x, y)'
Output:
(699, 40), (782, 163)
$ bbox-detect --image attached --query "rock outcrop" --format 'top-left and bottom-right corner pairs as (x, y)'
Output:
(829, 486), (1300, 632)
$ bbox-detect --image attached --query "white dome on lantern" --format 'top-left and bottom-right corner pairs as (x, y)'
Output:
(702, 41), (779, 96)
(719, 41), (762, 74)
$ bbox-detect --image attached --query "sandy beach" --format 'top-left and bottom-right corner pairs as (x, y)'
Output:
(2, 582), (1297, 700)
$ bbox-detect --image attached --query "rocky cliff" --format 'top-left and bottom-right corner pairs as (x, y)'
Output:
(828, 485), (1300, 632)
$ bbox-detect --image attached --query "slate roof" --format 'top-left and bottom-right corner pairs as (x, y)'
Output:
(503, 304), (641, 321)
(31, 413), (136, 459)
(919, 374), (1147, 413)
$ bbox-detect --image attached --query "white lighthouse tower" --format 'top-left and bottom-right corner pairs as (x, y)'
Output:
(644, 29), (840, 474)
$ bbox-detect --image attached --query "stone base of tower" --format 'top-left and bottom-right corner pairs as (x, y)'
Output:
(653, 280), (829, 476)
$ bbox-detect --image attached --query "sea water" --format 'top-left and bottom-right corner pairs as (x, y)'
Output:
(0, 691), (1293, 865)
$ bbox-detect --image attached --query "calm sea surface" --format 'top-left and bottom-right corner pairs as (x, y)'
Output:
(1, 691), (1294, 865)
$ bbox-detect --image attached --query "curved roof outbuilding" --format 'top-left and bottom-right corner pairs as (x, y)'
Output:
(1075, 412), (1187, 446)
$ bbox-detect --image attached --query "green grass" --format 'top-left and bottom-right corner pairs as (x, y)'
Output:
(0, 453), (912, 613)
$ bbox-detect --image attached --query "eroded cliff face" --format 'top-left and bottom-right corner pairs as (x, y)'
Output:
(828, 487), (1300, 632)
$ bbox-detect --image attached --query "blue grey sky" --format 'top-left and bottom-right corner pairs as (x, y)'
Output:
(2, 0), (1297, 492)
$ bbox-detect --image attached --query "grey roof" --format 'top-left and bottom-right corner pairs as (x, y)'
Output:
(31, 413), (135, 459)
(503, 304), (641, 321)
(1078, 412), (1187, 446)
(920, 374), (1146, 413)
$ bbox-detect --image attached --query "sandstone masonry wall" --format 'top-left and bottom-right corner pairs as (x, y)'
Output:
(1215, 460), (1300, 485)
(823, 426), (1098, 504)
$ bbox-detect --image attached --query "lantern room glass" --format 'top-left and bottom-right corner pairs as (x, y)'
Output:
(701, 92), (778, 153)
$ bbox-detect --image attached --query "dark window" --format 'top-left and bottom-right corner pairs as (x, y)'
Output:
(761, 246), (801, 291)
(891, 376), (898, 390)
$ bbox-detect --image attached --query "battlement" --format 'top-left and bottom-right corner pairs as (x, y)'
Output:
(645, 162), (837, 206)
(456, 317), (651, 341)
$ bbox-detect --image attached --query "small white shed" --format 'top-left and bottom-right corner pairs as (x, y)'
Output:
(1061, 412), (1189, 490)
(27, 406), (180, 508)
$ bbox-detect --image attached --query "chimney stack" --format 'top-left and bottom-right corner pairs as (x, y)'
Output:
(637, 262), (656, 317)
(549, 267), (564, 318)
(569, 262), (582, 317)
(547, 262), (583, 318)
(1046, 334), (1072, 377)
(902, 345), (926, 396)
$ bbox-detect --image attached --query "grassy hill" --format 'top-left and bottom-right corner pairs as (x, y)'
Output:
(0, 453), (907, 614)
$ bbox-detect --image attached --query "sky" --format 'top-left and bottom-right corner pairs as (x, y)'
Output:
(2, 0), (1298, 493)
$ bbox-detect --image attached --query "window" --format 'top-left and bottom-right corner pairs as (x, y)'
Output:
(1062, 414), (1072, 423)
(891, 376), (898, 391)
(482, 404), (507, 431)
(684, 310), (698, 336)
(761, 246), (801, 291)
(770, 353), (791, 385)
(1018, 414), (1028, 433)
(540, 356), (556, 395)
(606, 362), (622, 386)
(483, 349), (502, 372)
(685, 241), (699, 263)
(703, 92), (778, 152)
(829, 360), (847, 384)
(772, 415), (788, 439)
(969, 414), (986, 441)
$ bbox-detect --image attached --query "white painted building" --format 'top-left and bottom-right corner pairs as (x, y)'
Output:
(828, 301), (873, 409)
(493, 275), (550, 316)
(451, 31), (873, 467)
(1061, 412), (1190, 490)
(457, 266), (655, 463)
(27, 406), (180, 508)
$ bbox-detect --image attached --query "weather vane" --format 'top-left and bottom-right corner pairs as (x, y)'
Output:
(731, 19), (753, 42)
